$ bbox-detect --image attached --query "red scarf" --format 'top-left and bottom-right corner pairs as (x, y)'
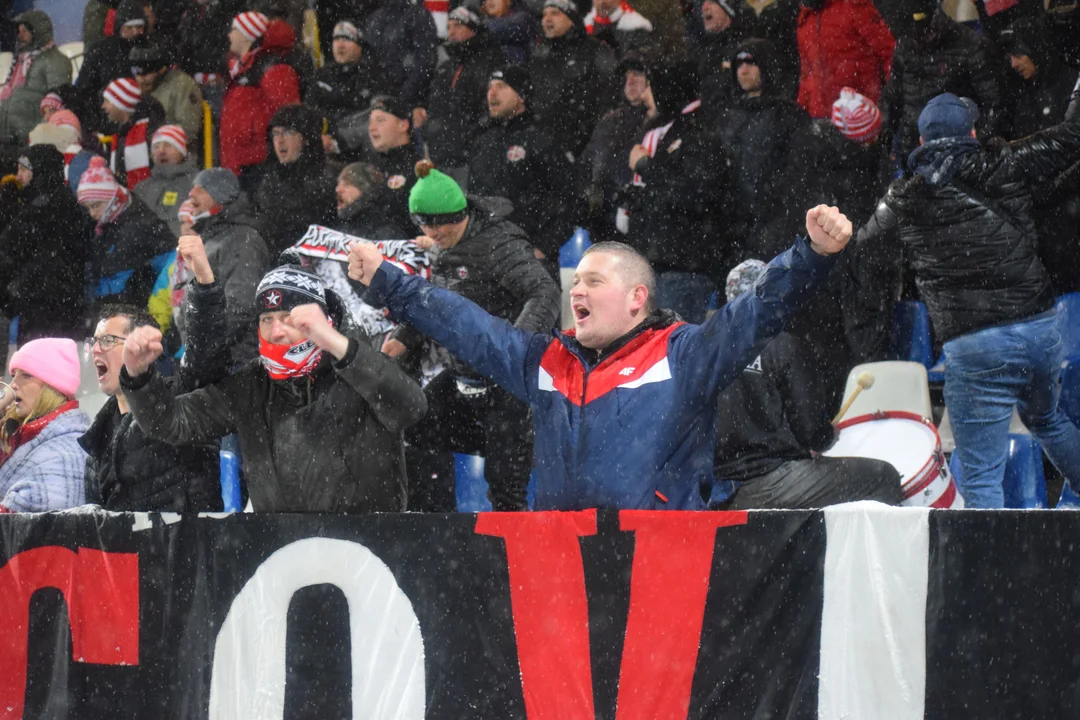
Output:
(0, 399), (79, 466)
(259, 336), (324, 380)
(0, 41), (55, 102)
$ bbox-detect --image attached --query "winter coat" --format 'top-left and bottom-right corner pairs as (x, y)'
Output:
(585, 2), (654, 58)
(177, 0), (237, 77)
(718, 38), (810, 260)
(692, 27), (744, 116)
(485, 7), (537, 64)
(111, 97), (166, 189)
(120, 283), (428, 513)
(740, 0), (801, 100)
(847, 92), (1080, 356)
(580, 101), (651, 239)
(425, 31), (506, 167)
(883, 10), (1002, 165)
(149, 68), (205, 145)
(185, 194), (271, 365)
(363, 0), (439, 108)
(253, 104), (337, 256)
(92, 194), (176, 309)
(0, 11), (73, 146)
(305, 57), (386, 158)
(0, 405), (90, 512)
(77, 34), (144, 129)
(365, 236), (837, 510)
(335, 188), (408, 240)
(0, 145), (91, 342)
(715, 331), (836, 481)
(1001, 18), (1080, 142)
(796, 0), (894, 119)
(219, 39), (301, 173)
(133, 159), (198, 237)
(625, 102), (735, 276)
(528, 27), (621, 157)
(467, 111), (578, 259)
(390, 195), (560, 376)
(367, 142), (423, 236)
(262, 18), (316, 96)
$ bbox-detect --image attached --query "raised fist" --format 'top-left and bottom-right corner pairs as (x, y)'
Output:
(282, 303), (350, 359)
(805, 205), (852, 256)
(347, 242), (385, 286)
(177, 234), (214, 284)
(123, 326), (164, 377)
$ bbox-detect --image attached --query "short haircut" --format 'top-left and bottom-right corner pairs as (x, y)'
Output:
(97, 303), (160, 334)
(339, 162), (385, 196)
(582, 241), (656, 312)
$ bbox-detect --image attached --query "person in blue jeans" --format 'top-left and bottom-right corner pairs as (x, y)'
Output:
(849, 84), (1080, 507)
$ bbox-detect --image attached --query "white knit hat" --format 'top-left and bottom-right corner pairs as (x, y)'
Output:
(103, 77), (142, 114)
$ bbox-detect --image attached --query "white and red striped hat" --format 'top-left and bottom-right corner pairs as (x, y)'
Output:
(103, 77), (142, 114)
(831, 87), (882, 144)
(152, 124), (188, 157)
(233, 12), (270, 43)
(77, 156), (121, 205)
(40, 92), (63, 113)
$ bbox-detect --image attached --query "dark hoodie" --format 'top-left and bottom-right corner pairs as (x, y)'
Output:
(1001, 17), (1080, 140)
(254, 104), (338, 256)
(305, 40), (387, 159)
(363, 0), (439, 107)
(425, 28), (507, 167)
(0, 145), (92, 341)
(77, 0), (149, 131)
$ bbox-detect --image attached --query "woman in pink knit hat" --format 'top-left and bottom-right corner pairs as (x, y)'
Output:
(0, 338), (90, 513)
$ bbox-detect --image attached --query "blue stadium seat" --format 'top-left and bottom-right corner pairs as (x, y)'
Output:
(560, 227), (591, 269)
(454, 453), (537, 512)
(948, 434), (1048, 508)
(219, 450), (242, 512)
(888, 300), (934, 368)
(1056, 479), (1080, 508)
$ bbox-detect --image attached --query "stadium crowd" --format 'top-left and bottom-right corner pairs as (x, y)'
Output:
(0, 0), (1076, 514)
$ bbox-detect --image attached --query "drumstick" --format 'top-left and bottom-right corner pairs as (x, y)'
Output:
(832, 371), (876, 425)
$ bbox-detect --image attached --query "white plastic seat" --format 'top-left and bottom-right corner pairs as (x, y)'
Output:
(0, 52), (12, 86)
(839, 361), (933, 422)
(58, 42), (84, 83)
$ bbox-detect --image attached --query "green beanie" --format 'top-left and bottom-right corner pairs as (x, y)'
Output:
(408, 160), (467, 218)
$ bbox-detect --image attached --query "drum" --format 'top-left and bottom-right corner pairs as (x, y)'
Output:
(823, 411), (964, 509)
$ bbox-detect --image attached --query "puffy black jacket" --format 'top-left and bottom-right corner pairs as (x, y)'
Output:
(467, 111), (577, 259)
(884, 9), (1003, 166)
(848, 84), (1080, 354)
(390, 196), (561, 376)
(367, 143), (423, 236)
(255, 104), (338, 256)
(177, 0), (239, 76)
(120, 283), (428, 513)
(363, 0), (438, 107)
(580, 101), (651, 239)
(624, 103), (734, 276)
(91, 194), (176, 310)
(0, 145), (92, 342)
(528, 27), (620, 157)
(424, 30), (506, 168)
(305, 57), (387, 158)
(335, 187), (408, 240)
(715, 332), (836, 482)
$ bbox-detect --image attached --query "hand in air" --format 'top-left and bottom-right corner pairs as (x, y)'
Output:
(805, 205), (852, 256)
(123, 326), (164, 377)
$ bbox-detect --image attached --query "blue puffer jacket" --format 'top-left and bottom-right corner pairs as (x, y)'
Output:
(0, 405), (90, 512)
(366, 237), (836, 510)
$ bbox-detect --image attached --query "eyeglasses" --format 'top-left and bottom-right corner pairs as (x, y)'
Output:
(85, 334), (127, 352)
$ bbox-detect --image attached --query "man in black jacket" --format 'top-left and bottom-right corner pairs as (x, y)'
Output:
(468, 66), (577, 261)
(848, 88), (1080, 508)
(714, 259), (901, 509)
(388, 161), (560, 511)
(304, 20), (386, 163)
(118, 259), (428, 513)
(254, 103), (337, 256)
(334, 162), (408, 240)
(77, 0), (149, 131)
(81, 303), (224, 512)
(365, 95), (423, 234)
(0, 145), (92, 343)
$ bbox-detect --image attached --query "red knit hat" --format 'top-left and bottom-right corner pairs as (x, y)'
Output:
(103, 77), (142, 114)
(39, 92), (63, 113)
(77, 156), (121, 205)
(152, 125), (188, 157)
(48, 109), (81, 135)
(233, 12), (270, 43)
(831, 87), (882, 144)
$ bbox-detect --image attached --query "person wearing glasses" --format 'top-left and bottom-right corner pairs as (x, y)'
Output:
(78, 304), (225, 512)
(0, 338), (89, 513)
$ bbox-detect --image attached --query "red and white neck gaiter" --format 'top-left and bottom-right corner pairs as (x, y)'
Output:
(258, 336), (324, 380)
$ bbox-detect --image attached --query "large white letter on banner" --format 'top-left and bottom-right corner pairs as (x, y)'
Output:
(209, 537), (425, 719)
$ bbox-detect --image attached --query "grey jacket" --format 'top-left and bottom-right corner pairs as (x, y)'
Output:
(150, 69), (204, 145)
(0, 11), (73, 145)
(133, 160), (199, 237)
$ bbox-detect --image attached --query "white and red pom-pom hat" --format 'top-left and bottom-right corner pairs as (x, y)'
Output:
(233, 11), (270, 43)
(77, 156), (121, 205)
(831, 87), (883, 144)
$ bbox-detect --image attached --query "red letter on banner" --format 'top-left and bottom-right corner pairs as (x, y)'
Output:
(0, 547), (139, 719)
(476, 510), (598, 720)
(616, 511), (749, 720)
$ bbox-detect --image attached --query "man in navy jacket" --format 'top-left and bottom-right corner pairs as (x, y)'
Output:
(349, 205), (851, 510)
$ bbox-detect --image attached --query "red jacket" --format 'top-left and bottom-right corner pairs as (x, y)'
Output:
(796, 0), (895, 119)
(219, 28), (300, 173)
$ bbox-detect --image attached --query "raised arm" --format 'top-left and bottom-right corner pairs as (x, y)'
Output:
(1009, 75), (1080, 184)
(350, 242), (549, 402)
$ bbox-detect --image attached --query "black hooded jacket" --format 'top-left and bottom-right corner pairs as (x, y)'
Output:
(254, 104), (338, 256)
(305, 54), (387, 156)
(425, 29), (506, 167)
(119, 281), (428, 513)
(335, 185), (408, 240)
(847, 84), (1080, 356)
(78, 20), (146, 131)
(0, 145), (92, 342)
